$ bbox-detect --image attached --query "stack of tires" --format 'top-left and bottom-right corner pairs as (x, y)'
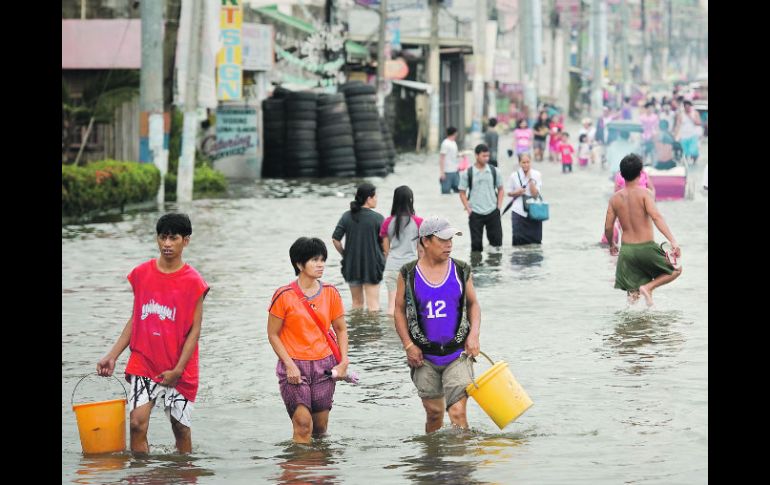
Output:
(317, 93), (356, 177)
(340, 82), (388, 177)
(379, 117), (397, 173)
(284, 91), (320, 177)
(262, 98), (285, 177)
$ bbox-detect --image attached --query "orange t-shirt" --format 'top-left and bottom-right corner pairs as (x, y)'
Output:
(268, 282), (345, 360)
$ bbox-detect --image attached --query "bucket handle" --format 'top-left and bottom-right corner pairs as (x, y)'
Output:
(468, 351), (496, 390)
(71, 373), (128, 408)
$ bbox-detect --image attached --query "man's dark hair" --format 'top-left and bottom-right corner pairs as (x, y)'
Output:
(156, 213), (192, 237)
(619, 153), (644, 181)
(289, 237), (328, 276)
(474, 143), (489, 155)
(446, 126), (457, 136)
(419, 234), (434, 248)
(684, 100), (692, 107)
(488, 118), (497, 127)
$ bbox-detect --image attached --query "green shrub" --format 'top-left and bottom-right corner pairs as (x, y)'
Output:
(62, 160), (160, 217)
(164, 164), (228, 201)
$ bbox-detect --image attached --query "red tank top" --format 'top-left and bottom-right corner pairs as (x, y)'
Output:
(124, 259), (209, 401)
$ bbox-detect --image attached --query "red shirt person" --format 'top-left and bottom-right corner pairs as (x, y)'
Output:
(97, 213), (209, 454)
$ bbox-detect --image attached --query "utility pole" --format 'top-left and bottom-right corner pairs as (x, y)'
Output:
(427, 0), (440, 151)
(177, 0), (203, 203)
(591, 0), (606, 119)
(620, 0), (631, 98)
(140, 0), (166, 205)
(376, 0), (387, 116)
(471, 0), (487, 142)
(549, 0), (558, 100)
(521, 0), (541, 125)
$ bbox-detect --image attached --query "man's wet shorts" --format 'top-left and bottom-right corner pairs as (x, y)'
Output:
(410, 353), (474, 410)
(127, 374), (193, 428)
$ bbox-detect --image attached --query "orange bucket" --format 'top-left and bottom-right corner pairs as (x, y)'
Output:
(71, 374), (128, 454)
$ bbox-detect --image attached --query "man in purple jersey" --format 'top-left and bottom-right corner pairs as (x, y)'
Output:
(394, 216), (482, 433)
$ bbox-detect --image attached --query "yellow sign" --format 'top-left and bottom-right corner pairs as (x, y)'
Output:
(217, 0), (243, 100)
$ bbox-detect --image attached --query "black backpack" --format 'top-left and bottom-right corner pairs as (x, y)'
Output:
(466, 164), (498, 199)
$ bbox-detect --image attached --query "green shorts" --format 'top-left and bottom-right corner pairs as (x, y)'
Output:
(615, 241), (674, 291)
(410, 353), (474, 410)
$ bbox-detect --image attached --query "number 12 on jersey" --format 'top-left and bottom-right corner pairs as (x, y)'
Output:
(426, 300), (447, 318)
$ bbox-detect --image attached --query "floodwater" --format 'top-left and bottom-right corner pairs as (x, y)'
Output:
(62, 131), (708, 484)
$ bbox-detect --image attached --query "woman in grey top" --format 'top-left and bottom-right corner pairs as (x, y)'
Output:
(379, 186), (424, 316)
(332, 183), (385, 312)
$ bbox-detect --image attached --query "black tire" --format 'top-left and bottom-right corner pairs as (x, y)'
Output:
(288, 91), (319, 101)
(285, 120), (317, 131)
(318, 104), (349, 117)
(285, 100), (317, 112)
(343, 84), (376, 96)
(325, 169), (357, 177)
(353, 131), (385, 142)
(320, 146), (356, 158)
(289, 131), (317, 142)
(319, 134), (355, 148)
(287, 152), (321, 166)
(263, 112), (286, 121)
(286, 141), (317, 151)
(263, 120), (285, 130)
(351, 121), (381, 132)
(318, 93), (346, 105)
(345, 94), (377, 105)
(348, 112), (380, 121)
(285, 110), (318, 121)
(347, 103), (379, 114)
(318, 113), (351, 124)
(318, 124), (354, 138)
(355, 140), (387, 150)
(262, 99), (284, 109)
(322, 155), (357, 166)
(356, 148), (387, 160)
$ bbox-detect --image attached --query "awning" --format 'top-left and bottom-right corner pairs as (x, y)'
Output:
(62, 19), (142, 69)
(254, 5), (369, 59)
(391, 79), (433, 94)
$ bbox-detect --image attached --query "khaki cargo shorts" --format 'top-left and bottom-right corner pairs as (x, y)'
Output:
(410, 353), (474, 410)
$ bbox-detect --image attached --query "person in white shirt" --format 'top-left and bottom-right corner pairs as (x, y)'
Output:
(505, 154), (544, 245)
(439, 127), (460, 194)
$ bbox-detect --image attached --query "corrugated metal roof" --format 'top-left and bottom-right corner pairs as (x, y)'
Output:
(62, 19), (142, 69)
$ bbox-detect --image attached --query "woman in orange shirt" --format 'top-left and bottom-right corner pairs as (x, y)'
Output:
(267, 237), (349, 443)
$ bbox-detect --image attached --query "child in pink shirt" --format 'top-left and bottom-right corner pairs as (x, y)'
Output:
(559, 132), (575, 173)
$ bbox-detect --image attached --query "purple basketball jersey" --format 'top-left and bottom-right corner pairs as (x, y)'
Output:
(414, 260), (464, 366)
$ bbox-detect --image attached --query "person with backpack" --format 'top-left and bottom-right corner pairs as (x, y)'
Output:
(458, 144), (504, 252)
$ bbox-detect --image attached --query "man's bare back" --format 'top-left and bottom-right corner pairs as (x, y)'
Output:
(608, 182), (656, 244)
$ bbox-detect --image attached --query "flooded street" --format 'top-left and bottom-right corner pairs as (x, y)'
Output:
(62, 132), (708, 484)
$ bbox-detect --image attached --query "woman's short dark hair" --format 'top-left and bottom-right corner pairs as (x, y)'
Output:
(156, 213), (192, 237)
(620, 154), (643, 181)
(289, 237), (328, 276)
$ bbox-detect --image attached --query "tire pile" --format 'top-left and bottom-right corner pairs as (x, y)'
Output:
(317, 93), (357, 177)
(284, 91), (320, 177)
(340, 82), (388, 177)
(261, 85), (396, 178)
(261, 97), (285, 178)
(379, 117), (397, 173)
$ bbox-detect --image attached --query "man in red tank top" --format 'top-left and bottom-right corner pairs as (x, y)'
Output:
(96, 213), (209, 454)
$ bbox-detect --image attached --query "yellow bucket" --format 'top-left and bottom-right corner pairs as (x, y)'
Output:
(71, 374), (128, 454)
(466, 352), (533, 429)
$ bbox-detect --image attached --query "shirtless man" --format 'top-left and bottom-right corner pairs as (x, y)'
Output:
(604, 154), (682, 306)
